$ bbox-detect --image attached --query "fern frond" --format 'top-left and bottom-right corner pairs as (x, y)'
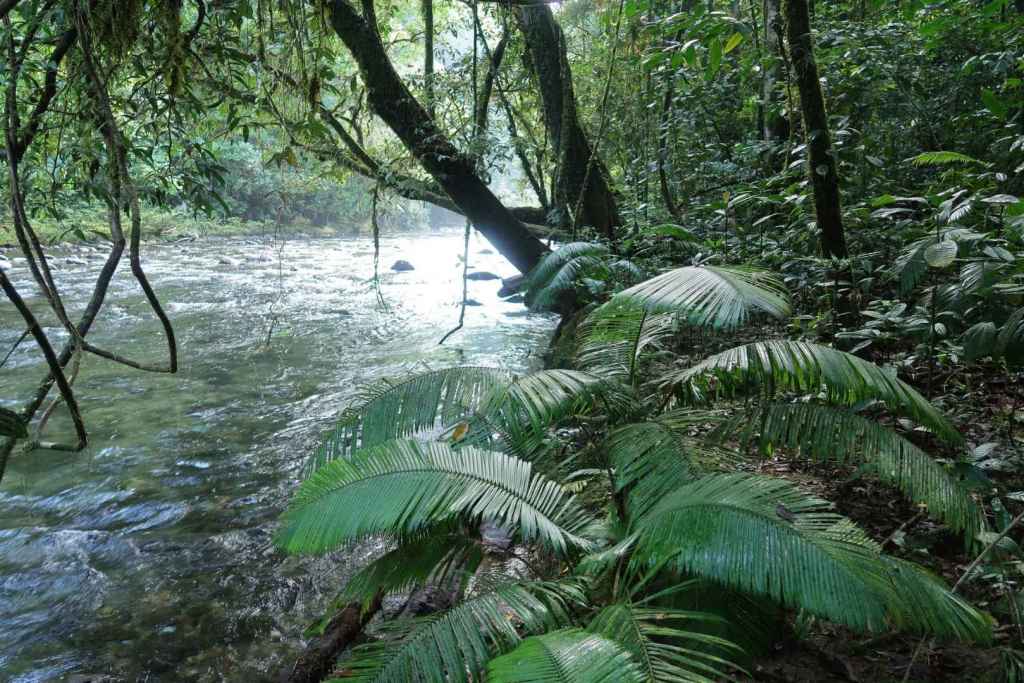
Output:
(588, 603), (743, 683)
(576, 301), (676, 383)
(340, 581), (581, 682)
(311, 366), (511, 472)
(749, 403), (982, 536)
(487, 628), (647, 683)
(672, 341), (962, 444)
(631, 473), (990, 640)
(909, 151), (986, 166)
(277, 441), (595, 555)
(611, 265), (791, 330)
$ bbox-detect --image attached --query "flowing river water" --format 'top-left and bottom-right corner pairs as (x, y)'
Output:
(0, 231), (556, 681)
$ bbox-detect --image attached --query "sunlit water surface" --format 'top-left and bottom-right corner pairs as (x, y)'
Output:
(0, 231), (555, 681)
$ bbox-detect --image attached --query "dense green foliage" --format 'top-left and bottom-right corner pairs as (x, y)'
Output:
(279, 263), (994, 680)
(4, 0), (1024, 678)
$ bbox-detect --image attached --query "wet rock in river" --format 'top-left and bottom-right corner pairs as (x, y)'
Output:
(217, 256), (241, 268)
(466, 271), (500, 281)
(391, 259), (415, 272)
(498, 274), (525, 297)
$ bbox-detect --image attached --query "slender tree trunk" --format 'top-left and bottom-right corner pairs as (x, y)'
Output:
(784, 0), (846, 259)
(515, 5), (620, 238)
(475, 32), (508, 136)
(323, 0), (548, 274)
(657, 76), (680, 218)
(422, 0), (434, 118)
(762, 0), (789, 144)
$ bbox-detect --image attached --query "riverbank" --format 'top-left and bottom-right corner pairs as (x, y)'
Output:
(0, 205), (361, 249)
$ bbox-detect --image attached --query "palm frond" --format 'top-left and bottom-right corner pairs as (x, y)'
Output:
(894, 228), (982, 295)
(611, 265), (791, 330)
(524, 242), (611, 310)
(576, 301), (676, 382)
(609, 258), (646, 282)
(997, 307), (1024, 366)
(340, 581), (581, 682)
(747, 402), (982, 536)
(963, 321), (998, 362)
(606, 421), (698, 519)
(311, 366), (511, 472)
(631, 473), (990, 640)
(337, 525), (483, 605)
(672, 340), (962, 444)
(485, 369), (629, 459)
(588, 602), (743, 683)
(487, 628), (647, 683)
(277, 440), (595, 555)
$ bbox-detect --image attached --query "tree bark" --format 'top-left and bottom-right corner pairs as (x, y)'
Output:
(323, 0), (548, 274)
(657, 68), (680, 219)
(515, 5), (620, 237)
(277, 593), (383, 683)
(784, 0), (846, 259)
(762, 0), (789, 144)
(422, 0), (434, 118)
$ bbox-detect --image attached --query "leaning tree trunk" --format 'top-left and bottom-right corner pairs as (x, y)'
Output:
(784, 0), (846, 259)
(515, 5), (620, 238)
(323, 0), (548, 274)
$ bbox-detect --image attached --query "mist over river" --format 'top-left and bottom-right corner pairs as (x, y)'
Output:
(0, 231), (555, 681)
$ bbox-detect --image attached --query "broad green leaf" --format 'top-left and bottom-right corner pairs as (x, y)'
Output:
(963, 321), (997, 362)
(924, 240), (957, 268)
(723, 32), (744, 54)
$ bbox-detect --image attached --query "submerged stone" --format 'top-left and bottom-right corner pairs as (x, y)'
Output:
(498, 274), (525, 297)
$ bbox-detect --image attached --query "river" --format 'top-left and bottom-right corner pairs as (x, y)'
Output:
(0, 231), (556, 681)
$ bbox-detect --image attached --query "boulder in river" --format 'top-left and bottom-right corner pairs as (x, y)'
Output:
(466, 271), (500, 281)
(391, 259), (415, 272)
(65, 256), (88, 266)
(0, 257), (10, 272)
(217, 256), (242, 268)
(505, 294), (525, 304)
(497, 274), (525, 297)
(464, 299), (482, 307)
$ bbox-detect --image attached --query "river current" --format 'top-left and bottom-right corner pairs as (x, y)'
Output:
(0, 231), (555, 681)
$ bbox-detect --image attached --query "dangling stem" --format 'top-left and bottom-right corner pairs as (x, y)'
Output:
(371, 184), (388, 310)
(439, 0), (479, 344)
(571, 0), (625, 237)
(439, 219), (472, 346)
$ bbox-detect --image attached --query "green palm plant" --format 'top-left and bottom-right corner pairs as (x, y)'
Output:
(278, 249), (991, 682)
(523, 241), (644, 310)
